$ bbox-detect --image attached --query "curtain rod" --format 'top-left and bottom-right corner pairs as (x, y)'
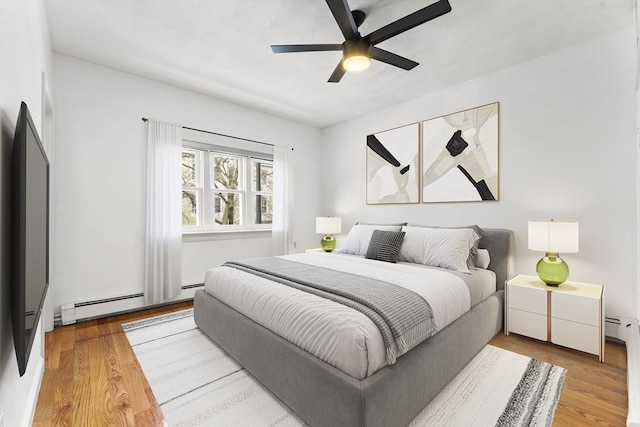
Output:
(141, 117), (293, 150)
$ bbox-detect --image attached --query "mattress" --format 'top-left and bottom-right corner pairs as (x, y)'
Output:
(204, 252), (496, 379)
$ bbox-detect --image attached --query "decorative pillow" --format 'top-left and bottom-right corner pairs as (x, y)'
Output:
(398, 226), (480, 273)
(365, 230), (406, 263)
(476, 249), (491, 269)
(407, 223), (485, 268)
(338, 224), (403, 256)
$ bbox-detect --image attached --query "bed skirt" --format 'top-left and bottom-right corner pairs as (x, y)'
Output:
(194, 288), (504, 427)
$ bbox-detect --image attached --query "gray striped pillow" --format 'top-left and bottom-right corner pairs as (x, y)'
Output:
(365, 230), (406, 263)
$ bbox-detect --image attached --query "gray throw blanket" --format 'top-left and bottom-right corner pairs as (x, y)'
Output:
(224, 257), (437, 365)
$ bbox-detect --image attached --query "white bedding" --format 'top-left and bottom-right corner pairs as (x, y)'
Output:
(204, 252), (496, 380)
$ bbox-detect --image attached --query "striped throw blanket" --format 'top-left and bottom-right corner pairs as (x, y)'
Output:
(225, 257), (436, 364)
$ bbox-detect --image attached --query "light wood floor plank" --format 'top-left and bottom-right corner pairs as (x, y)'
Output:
(490, 333), (627, 426)
(71, 375), (91, 427)
(112, 332), (152, 415)
(34, 301), (628, 426)
(53, 348), (74, 427)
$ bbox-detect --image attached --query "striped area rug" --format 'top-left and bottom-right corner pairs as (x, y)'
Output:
(123, 309), (566, 427)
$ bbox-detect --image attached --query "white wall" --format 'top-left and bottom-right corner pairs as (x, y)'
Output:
(636, 0), (640, 322)
(322, 27), (638, 319)
(0, 1), (53, 425)
(53, 54), (322, 311)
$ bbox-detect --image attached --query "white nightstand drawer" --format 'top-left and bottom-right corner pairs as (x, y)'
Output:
(552, 318), (600, 355)
(552, 292), (600, 326)
(505, 274), (604, 362)
(508, 285), (547, 315)
(508, 308), (548, 341)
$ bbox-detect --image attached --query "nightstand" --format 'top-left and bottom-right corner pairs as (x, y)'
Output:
(505, 274), (605, 362)
(304, 248), (335, 253)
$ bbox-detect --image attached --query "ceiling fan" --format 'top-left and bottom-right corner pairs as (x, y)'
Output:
(271, 0), (452, 83)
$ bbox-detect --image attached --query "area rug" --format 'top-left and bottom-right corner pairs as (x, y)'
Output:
(123, 309), (567, 427)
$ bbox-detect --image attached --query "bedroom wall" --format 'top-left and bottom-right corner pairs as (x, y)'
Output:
(636, 6), (640, 322)
(321, 27), (638, 320)
(0, 1), (53, 425)
(53, 54), (322, 313)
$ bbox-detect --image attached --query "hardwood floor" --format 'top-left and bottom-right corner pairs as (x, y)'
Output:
(32, 301), (192, 427)
(490, 333), (628, 427)
(33, 301), (628, 426)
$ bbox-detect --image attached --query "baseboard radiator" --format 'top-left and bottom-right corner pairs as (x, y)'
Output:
(55, 283), (203, 326)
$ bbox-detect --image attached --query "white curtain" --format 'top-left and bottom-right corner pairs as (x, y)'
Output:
(144, 119), (183, 304)
(272, 145), (294, 255)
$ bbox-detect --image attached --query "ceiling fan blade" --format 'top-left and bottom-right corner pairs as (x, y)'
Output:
(328, 61), (346, 82)
(326, 0), (360, 40)
(366, 0), (451, 45)
(370, 47), (418, 70)
(271, 44), (343, 53)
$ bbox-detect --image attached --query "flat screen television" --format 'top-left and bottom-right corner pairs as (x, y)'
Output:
(12, 101), (50, 377)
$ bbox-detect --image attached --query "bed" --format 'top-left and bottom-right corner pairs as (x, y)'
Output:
(194, 226), (513, 427)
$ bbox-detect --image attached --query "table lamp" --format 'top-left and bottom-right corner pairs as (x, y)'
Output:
(528, 220), (579, 286)
(316, 217), (341, 252)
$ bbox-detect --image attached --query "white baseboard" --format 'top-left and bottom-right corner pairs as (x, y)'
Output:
(22, 354), (44, 427)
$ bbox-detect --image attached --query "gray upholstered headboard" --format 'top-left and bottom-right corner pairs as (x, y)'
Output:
(478, 228), (514, 290)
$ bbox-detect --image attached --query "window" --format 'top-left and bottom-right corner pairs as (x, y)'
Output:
(252, 159), (273, 224)
(181, 147), (273, 232)
(182, 150), (200, 226)
(213, 154), (242, 225)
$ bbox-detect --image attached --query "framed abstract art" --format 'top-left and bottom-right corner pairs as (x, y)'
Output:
(422, 102), (499, 203)
(366, 122), (420, 204)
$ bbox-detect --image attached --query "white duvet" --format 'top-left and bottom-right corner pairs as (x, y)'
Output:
(204, 252), (495, 380)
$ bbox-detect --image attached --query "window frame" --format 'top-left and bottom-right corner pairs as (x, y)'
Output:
(250, 158), (274, 227)
(211, 152), (244, 229)
(181, 148), (202, 228)
(181, 143), (273, 234)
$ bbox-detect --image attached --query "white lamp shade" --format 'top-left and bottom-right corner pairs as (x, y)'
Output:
(528, 220), (579, 253)
(316, 217), (341, 234)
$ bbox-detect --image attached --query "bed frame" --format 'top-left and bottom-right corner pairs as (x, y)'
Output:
(194, 228), (513, 427)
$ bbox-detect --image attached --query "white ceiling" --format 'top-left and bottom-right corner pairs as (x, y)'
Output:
(45, 0), (635, 128)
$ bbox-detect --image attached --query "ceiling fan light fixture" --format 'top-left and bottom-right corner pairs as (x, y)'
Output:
(342, 38), (371, 72)
(271, 0), (452, 82)
(343, 54), (371, 72)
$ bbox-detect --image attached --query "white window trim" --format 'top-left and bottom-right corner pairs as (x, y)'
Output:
(182, 228), (271, 242)
(182, 141), (273, 235)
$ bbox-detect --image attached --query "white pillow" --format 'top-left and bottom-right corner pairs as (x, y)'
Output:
(398, 226), (480, 273)
(476, 249), (491, 269)
(337, 224), (403, 256)
(396, 226), (428, 264)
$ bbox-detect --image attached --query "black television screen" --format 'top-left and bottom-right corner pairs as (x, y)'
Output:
(12, 101), (49, 377)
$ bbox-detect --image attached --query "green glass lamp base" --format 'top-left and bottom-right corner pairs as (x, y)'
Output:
(536, 253), (569, 286)
(321, 234), (336, 252)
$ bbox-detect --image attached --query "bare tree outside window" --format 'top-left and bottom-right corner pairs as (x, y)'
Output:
(213, 155), (241, 225)
(181, 148), (273, 231)
(182, 151), (198, 226)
